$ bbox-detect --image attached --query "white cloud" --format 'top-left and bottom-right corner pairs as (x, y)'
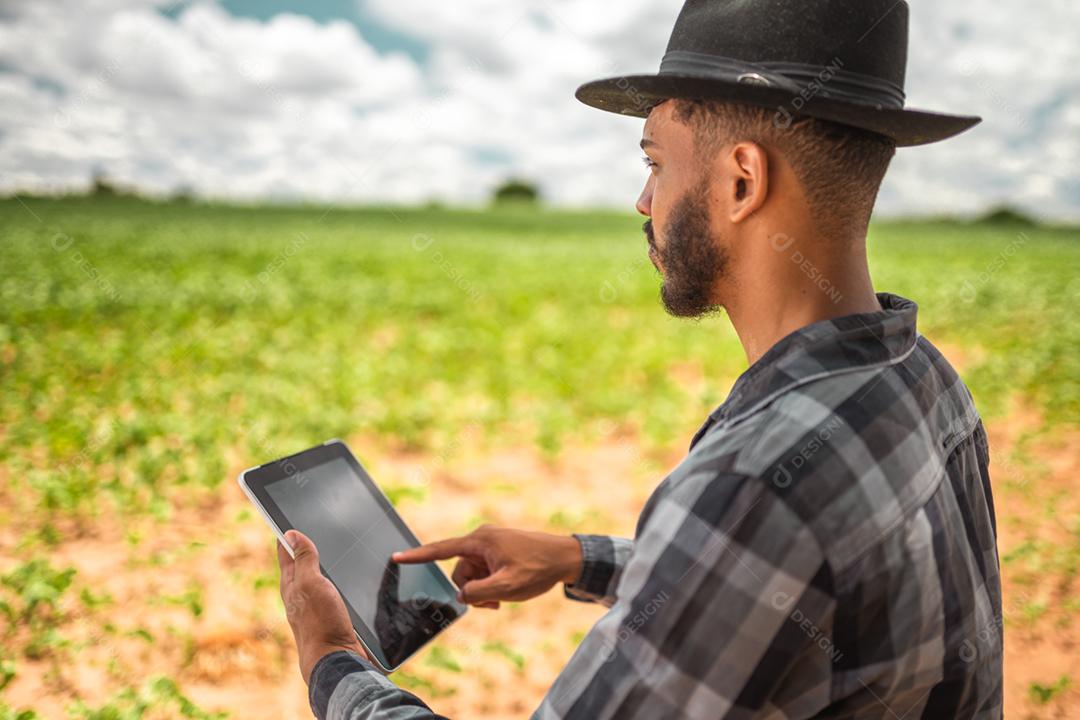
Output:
(0, 0), (427, 199)
(884, 0), (1080, 219)
(0, 0), (1076, 219)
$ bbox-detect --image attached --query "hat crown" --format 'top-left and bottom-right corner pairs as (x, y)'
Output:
(663, 0), (909, 91)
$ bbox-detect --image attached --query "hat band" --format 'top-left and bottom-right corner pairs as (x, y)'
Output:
(658, 51), (906, 110)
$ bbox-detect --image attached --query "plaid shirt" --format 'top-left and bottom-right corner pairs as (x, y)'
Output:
(308, 293), (1003, 719)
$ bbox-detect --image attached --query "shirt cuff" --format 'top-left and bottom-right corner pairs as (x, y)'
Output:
(563, 533), (620, 604)
(308, 650), (384, 719)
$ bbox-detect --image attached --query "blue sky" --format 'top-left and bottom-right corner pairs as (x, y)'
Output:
(0, 0), (1077, 219)
(213, 0), (428, 61)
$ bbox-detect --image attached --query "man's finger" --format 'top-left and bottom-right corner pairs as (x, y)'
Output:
(392, 536), (474, 564)
(285, 530), (321, 579)
(450, 561), (469, 589)
(451, 557), (486, 589)
(459, 571), (510, 605)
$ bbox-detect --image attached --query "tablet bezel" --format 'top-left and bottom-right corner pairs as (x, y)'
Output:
(237, 439), (467, 673)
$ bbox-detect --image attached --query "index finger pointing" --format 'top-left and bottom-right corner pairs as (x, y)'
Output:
(392, 536), (475, 564)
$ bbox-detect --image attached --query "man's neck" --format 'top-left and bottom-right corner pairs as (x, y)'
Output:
(724, 234), (881, 366)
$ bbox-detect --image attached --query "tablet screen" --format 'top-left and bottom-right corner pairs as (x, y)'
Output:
(254, 447), (465, 669)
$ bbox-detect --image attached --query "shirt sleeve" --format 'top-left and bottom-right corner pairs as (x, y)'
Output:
(563, 534), (634, 607)
(535, 473), (837, 719)
(309, 651), (447, 720)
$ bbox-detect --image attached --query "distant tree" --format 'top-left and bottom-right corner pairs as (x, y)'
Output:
(88, 169), (135, 198)
(978, 205), (1037, 226)
(172, 184), (196, 203)
(90, 170), (121, 197)
(492, 178), (540, 205)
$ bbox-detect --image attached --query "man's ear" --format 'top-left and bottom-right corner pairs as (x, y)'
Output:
(725, 141), (769, 224)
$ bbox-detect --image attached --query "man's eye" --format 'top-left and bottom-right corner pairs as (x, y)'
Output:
(641, 155), (657, 169)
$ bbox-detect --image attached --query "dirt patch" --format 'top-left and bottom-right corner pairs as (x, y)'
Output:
(2, 416), (1077, 718)
(987, 404), (1080, 718)
(2, 434), (662, 718)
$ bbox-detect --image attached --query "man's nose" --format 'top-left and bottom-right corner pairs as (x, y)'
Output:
(635, 181), (652, 217)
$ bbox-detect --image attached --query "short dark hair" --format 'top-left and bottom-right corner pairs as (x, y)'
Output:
(671, 99), (896, 235)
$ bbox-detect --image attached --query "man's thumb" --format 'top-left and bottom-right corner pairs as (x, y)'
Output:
(285, 530), (320, 574)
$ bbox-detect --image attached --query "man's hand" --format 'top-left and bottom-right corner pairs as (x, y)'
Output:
(392, 525), (583, 609)
(278, 530), (368, 684)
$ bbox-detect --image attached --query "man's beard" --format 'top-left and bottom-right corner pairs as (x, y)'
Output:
(644, 179), (729, 318)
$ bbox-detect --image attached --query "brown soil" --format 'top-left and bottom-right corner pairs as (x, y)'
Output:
(2, 414), (1077, 718)
(988, 405), (1080, 719)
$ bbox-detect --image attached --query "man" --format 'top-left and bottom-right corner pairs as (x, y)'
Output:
(277, 0), (1003, 716)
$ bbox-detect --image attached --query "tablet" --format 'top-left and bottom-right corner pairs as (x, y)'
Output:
(238, 439), (467, 672)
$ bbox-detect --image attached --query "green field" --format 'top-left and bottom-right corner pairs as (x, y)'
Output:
(1, 196), (1078, 717)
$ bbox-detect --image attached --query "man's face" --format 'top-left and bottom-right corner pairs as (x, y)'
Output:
(637, 101), (729, 318)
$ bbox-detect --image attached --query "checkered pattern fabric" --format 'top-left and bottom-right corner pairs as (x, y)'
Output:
(309, 293), (1003, 719)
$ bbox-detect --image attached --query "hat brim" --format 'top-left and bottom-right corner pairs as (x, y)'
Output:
(576, 74), (980, 147)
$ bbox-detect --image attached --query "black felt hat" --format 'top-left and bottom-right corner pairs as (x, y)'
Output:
(575, 0), (980, 146)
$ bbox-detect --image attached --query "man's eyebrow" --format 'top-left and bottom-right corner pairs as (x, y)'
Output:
(639, 138), (658, 150)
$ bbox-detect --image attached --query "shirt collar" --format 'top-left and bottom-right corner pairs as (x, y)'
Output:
(690, 292), (920, 449)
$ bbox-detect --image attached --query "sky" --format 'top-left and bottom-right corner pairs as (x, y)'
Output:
(1, 0), (1077, 219)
